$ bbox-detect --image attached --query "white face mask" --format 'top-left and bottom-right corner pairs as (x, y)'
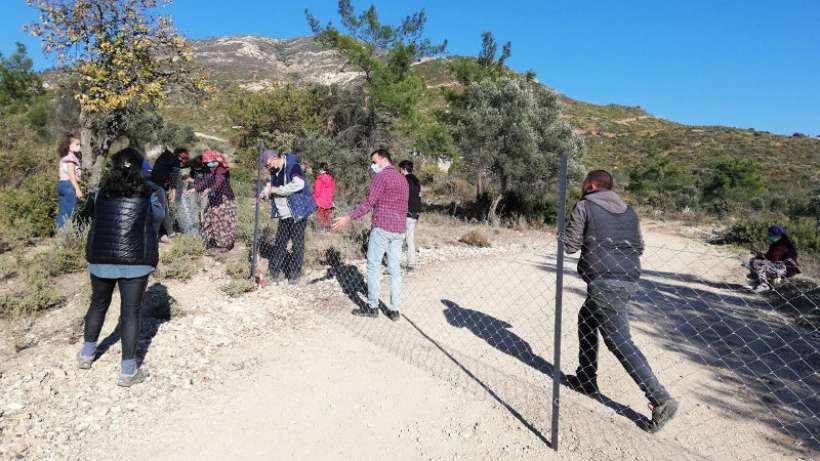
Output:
(70, 142), (82, 153)
(371, 163), (382, 174)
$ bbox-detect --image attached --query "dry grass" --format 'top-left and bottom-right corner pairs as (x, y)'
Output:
(220, 279), (256, 298)
(157, 234), (206, 282)
(458, 229), (491, 248)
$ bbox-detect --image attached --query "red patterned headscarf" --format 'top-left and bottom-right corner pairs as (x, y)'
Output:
(202, 151), (229, 174)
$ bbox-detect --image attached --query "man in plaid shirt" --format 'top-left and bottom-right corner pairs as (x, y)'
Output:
(334, 149), (409, 321)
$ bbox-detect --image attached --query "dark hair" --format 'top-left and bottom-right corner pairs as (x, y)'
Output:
(58, 133), (79, 158)
(190, 156), (204, 171)
(319, 162), (331, 174)
(156, 149), (176, 164)
(585, 170), (613, 190)
(398, 160), (414, 173)
(99, 148), (147, 197)
(371, 149), (392, 163)
(173, 147), (188, 156)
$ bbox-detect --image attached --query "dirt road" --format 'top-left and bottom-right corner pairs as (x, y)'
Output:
(2, 227), (817, 460)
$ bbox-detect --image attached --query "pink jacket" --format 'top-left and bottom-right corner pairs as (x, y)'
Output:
(313, 173), (336, 209)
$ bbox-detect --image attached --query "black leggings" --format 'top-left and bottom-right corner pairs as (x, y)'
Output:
(84, 274), (149, 361)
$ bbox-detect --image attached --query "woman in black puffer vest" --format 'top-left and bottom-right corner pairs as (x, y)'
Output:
(77, 148), (164, 387)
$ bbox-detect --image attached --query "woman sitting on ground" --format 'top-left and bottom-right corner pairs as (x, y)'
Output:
(77, 147), (164, 387)
(747, 225), (800, 293)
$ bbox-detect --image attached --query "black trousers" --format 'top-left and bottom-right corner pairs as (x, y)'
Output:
(577, 279), (671, 406)
(84, 274), (149, 361)
(267, 218), (307, 280)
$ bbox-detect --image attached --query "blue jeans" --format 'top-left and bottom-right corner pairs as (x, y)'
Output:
(56, 180), (77, 230)
(367, 227), (405, 311)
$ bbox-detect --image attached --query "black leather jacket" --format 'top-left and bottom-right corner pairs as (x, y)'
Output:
(84, 192), (159, 267)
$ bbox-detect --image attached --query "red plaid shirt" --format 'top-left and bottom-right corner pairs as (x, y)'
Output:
(350, 165), (409, 233)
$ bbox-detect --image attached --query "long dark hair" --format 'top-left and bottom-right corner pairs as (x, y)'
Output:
(58, 133), (79, 158)
(99, 148), (147, 197)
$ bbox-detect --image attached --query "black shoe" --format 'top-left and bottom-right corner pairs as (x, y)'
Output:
(352, 307), (378, 318)
(644, 399), (679, 433)
(385, 310), (401, 321)
(565, 374), (600, 396)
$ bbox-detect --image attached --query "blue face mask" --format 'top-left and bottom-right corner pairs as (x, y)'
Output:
(207, 161), (219, 168)
(767, 234), (779, 244)
(371, 163), (382, 174)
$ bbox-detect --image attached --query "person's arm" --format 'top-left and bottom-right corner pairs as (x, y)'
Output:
(349, 174), (386, 221)
(66, 162), (83, 199)
(766, 244), (786, 262)
(274, 176), (305, 197)
(334, 175), (384, 230)
(151, 191), (166, 223)
(259, 180), (272, 200)
(563, 201), (587, 254)
(635, 222), (645, 256)
(313, 177), (323, 201)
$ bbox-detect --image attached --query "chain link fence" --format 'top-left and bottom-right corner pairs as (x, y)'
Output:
(241, 151), (819, 460)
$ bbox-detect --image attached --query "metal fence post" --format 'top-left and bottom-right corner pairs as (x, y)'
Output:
(250, 141), (264, 284)
(550, 152), (569, 450)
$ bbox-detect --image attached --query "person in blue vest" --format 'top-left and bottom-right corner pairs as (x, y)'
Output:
(563, 170), (678, 433)
(258, 150), (317, 284)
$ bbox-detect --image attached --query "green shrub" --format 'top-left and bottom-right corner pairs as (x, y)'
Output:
(0, 173), (57, 240)
(724, 216), (820, 255)
(0, 263), (63, 318)
(160, 234), (205, 264)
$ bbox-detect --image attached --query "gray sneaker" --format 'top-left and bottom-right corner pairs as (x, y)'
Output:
(77, 352), (94, 370)
(117, 368), (149, 388)
(645, 399), (679, 433)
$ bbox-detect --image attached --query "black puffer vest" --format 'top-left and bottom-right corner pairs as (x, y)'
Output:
(86, 192), (159, 267)
(577, 201), (643, 283)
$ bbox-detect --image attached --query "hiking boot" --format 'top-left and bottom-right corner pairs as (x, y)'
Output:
(352, 307), (379, 318)
(77, 352), (94, 370)
(117, 368), (149, 388)
(644, 399), (679, 433)
(385, 310), (401, 322)
(565, 374), (600, 396)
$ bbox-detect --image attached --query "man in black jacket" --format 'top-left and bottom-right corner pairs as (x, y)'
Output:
(399, 160), (421, 271)
(564, 170), (678, 433)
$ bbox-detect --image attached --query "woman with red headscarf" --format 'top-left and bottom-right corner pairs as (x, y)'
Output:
(188, 151), (236, 251)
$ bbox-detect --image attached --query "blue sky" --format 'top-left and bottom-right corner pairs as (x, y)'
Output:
(2, 0), (818, 135)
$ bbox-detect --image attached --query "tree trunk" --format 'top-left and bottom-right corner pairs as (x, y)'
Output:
(476, 171), (484, 199)
(79, 110), (106, 188)
(488, 194), (503, 228)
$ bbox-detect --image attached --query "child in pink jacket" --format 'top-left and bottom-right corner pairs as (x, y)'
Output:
(313, 162), (336, 232)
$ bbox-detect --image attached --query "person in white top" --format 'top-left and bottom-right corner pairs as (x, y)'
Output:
(56, 134), (83, 230)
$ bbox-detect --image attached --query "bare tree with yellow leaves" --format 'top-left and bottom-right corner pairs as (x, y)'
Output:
(26, 0), (209, 184)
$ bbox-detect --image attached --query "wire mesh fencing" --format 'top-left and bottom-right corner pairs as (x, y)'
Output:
(558, 236), (818, 460)
(244, 158), (819, 460)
